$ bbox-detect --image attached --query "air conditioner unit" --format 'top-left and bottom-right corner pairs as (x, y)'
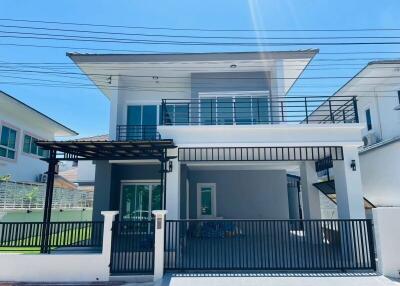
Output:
(37, 173), (48, 183)
(362, 132), (380, 147)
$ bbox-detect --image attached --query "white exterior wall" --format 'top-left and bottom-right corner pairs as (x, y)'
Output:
(356, 87), (400, 141)
(0, 211), (117, 282)
(360, 141), (400, 206)
(373, 207), (400, 278)
(0, 115), (54, 182)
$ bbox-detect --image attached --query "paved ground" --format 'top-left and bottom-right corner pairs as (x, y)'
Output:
(1, 273), (399, 286)
(157, 272), (400, 286)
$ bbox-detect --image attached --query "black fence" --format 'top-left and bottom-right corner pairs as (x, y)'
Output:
(164, 219), (375, 271)
(116, 125), (161, 141)
(161, 96), (358, 126)
(110, 220), (155, 274)
(0, 221), (104, 253)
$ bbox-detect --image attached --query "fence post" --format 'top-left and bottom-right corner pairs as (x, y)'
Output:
(152, 210), (168, 282)
(101, 211), (119, 276)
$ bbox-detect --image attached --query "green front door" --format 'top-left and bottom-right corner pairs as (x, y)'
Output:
(120, 182), (162, 220)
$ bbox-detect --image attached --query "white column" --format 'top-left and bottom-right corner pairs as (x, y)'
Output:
(101, 210), (119, 277)
(373, 207), (400, 278)
(300, 161), (321, 219)
(333, 146), (365, 219)
(109, 92), (119, 140)
(165, 155), (180, 220)
(152, 210), (168, 282)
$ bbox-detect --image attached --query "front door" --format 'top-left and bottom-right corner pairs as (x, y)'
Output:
(197, 183), (217, 218)
(120, 182), (162, 220)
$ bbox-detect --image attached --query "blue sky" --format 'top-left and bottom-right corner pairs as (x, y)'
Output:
(1, 0), (399, 137)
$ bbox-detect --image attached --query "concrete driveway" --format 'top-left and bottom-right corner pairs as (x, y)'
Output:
(154, 272), (400, 286)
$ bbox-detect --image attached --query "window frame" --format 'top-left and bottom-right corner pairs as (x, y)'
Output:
(0, 121), (19, 162)
(21, 132), (49, 158)
(365, 108), (373, 131)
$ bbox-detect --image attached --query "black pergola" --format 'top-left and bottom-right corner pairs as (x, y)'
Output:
(36, 139), (176, 253)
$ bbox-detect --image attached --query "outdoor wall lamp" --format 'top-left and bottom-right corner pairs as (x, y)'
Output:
(168, 161), (173, 172)
(350, 160), (356, 171)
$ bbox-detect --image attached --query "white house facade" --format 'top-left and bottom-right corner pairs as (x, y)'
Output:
(8, 51), (400, 281)
(0, 90), (77, 183)
(315, 61), (400, 208)
(63, 51), (367, 224)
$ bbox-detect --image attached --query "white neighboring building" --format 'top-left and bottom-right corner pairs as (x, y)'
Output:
(0, 90), (77, 183)
(316, 60), (400, 207)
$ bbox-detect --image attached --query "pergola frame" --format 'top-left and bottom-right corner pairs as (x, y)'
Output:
(36, 139), (176, 253)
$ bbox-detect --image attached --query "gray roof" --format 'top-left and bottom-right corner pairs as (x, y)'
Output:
(67, 50), (319, 63)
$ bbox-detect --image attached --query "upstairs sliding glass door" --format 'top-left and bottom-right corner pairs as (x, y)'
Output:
(198, 93), (270, 125)
(126, 105), (157, 140)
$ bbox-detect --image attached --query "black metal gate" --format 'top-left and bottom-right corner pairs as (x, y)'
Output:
(164, 219), (376, 271)
(110, 220), (155, 274)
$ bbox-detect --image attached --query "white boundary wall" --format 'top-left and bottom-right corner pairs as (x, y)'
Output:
(373, 207), (400, 278)
(0, 211), (118, 282)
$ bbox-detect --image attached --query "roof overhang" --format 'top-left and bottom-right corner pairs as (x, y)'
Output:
(67, 50), (318, 99)
(0, 90), (78, 136)
(36, 140), (176, 161)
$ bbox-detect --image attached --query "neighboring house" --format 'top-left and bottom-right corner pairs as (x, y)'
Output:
(33, 51), (377, 276)
(59, 134), (108, 192)
(0, 90), (77, 183)
(313, 60), (400, 209)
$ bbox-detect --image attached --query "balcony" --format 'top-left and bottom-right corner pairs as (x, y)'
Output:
(116, 125), (161, 141)
(160, 96), (359, 126)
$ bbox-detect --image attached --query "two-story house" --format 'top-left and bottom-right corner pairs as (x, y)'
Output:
(35, 51), (375, 274)
(51, 50), (366, 223)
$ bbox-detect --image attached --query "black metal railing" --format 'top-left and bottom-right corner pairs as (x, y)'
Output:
(160, 96), (358, 125)
(0, 221), (104, 253)
(164, 219), (375, 271)
(110, 220), (155, 274)
(116, 125), (161, 141)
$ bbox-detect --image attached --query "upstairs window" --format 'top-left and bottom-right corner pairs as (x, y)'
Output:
(365, 108), (372, 131)
(23, 134), (48, 157)
(0, 126), (17, 159)
(398, 91), (400, 104)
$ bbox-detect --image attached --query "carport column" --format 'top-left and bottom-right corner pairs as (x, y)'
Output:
(300, 161), (321, 219)
(165, 151), (180, 219)
(333, 146), (365, 219)
(101, 210), (119, 276)
(152, 210), (168, 282)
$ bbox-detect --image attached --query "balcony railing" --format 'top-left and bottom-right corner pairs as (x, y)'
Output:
(160, 96), (359, 126)
(116, 125), (161, 141)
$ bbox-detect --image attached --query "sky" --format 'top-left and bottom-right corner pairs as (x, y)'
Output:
(1, 0), (400, 137)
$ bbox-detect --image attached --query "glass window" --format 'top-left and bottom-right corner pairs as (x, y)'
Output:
(23, 134), (47, 157)
(252, 97), (269, 123)
(0, 126), (17, 159)
(174, 104), (189, 125)
(365, 108), (372, 131)
(23, 135), (31, 153)
(217, 98), (233, 125)
(200, 99), (216, 125)
(200, 187), (212, 216)
(235, 97), (252, 124)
